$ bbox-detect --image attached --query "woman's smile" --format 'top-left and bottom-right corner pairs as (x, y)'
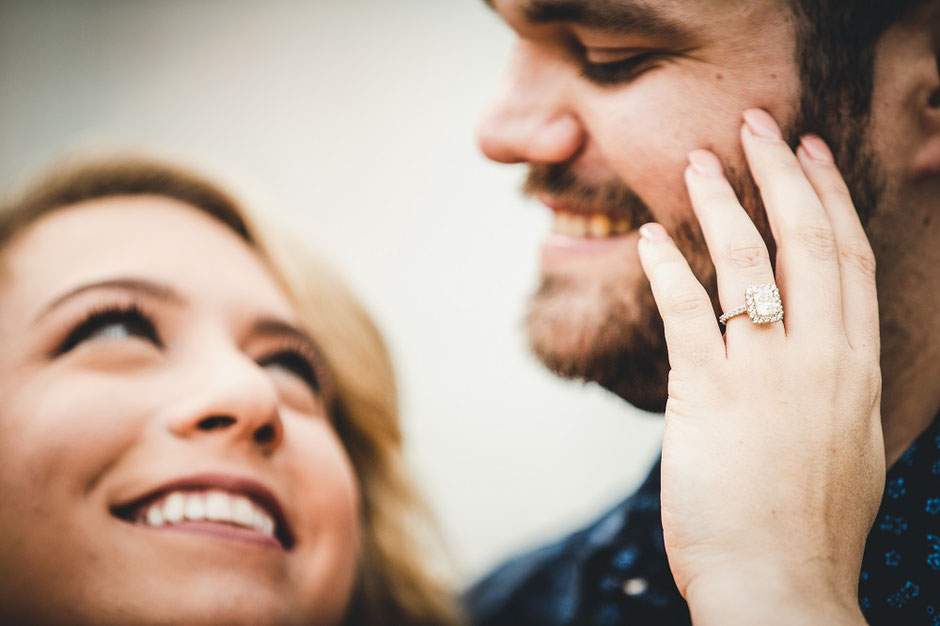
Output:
(111, 472), (295, 550)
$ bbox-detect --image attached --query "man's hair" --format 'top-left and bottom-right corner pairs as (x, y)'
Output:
(787, 0), (932, 224)
(790, 0), (931, 135)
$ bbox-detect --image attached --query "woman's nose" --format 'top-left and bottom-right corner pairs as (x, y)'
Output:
(476, 41), (584, 165)
(168, 350), (284, 454)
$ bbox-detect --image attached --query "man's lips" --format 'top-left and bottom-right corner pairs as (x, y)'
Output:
(535, 192), (634, 238)
(110, 472), (295, 550)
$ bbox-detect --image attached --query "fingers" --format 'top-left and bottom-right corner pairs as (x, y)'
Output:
(796, 136), (880, 355)
(637, 223), (724, 370)
(740, 109), (843, 337)
(684, 150), (784, 344)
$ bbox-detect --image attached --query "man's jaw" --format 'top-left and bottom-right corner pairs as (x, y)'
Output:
(525, 183), (671, 412)
(524, 267), (670, 413)
(520, 156), (764, 413)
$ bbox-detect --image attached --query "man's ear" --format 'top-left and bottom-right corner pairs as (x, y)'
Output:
(930, 68), (940, 108)
(911, 11), (940, 178)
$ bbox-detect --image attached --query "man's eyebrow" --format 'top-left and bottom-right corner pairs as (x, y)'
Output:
(34, 277), (185, 323)
(518, 0), (693, 40)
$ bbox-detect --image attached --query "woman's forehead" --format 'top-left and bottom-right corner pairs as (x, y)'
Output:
(1, 196), (298, 325)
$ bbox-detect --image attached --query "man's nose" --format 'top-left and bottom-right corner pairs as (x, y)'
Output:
(168, 350), (284, 454)
(477, 41), (584, 165)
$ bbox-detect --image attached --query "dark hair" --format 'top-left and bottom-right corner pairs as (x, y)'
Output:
(787, 0), (932, 223)
(789, 0), (931, 134)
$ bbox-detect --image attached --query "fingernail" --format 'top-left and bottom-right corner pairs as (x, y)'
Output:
(687, 149), (724, 177)
(639, 223), (671, 243)
(799, 134), (834, 163)
(742, 109), (783, 140)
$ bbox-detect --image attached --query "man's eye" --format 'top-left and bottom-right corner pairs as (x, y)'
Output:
(580, 52), (662, 85)
(55, 306), (163, 356)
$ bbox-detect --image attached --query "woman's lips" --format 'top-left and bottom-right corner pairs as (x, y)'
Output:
(110, 473), (294, 550)
(137, 518), (282, 550)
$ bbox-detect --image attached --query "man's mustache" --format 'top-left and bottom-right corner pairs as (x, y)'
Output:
(523, 163), (656, 226)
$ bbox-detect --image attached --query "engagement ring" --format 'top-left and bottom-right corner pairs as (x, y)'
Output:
(718, 283), (784, 325)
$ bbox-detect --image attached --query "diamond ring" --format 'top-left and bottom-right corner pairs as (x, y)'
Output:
(718, 283), (784, 325)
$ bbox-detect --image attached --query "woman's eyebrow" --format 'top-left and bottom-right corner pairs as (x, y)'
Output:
(34, 277), (186, 323)
(249, 318), (320, 355)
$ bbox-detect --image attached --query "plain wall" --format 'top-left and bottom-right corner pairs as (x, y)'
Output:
(0, 0), (664, 584)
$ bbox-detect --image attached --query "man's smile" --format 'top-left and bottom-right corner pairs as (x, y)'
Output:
(537, 191), (635, 238)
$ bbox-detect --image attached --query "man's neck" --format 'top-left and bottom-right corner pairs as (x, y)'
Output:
(881, 343), (939, 466)
(872, 183), (940, 466)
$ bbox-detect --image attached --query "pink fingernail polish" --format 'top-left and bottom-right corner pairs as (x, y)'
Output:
(800, 135), (834, 163)
(639, 223), (671, 243)
(742, 109), (783, 140)
(687, 149), (724, 177)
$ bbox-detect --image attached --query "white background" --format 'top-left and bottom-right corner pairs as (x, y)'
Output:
(0, 0), (664, 584)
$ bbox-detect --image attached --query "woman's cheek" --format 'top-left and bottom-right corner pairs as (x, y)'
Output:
(5, 373), (148, 494)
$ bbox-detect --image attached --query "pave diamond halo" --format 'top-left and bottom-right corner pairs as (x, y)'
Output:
(718, 283), (783, 325)
(744, 283), (783, 324)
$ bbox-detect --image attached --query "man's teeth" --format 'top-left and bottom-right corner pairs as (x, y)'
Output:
(140, 490), (276, 537)
(553, 211), (631, 237)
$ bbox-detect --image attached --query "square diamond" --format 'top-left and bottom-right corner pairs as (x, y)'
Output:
(744, 283), (783, 324)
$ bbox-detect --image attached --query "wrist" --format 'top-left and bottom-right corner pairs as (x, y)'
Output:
(684, 562), (866, 626)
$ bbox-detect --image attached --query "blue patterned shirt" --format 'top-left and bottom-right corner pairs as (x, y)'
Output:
(465, 413), (939, 625)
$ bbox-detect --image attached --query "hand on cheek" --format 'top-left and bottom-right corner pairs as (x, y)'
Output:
(637, 109), (883, 625)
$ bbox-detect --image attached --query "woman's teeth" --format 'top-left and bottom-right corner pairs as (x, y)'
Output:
(139, 490), (276, 537)
(552, 211), (632, 238)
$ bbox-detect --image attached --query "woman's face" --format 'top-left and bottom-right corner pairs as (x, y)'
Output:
(0, 196), (360, 625)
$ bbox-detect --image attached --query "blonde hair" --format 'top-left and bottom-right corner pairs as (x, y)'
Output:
(0, 156), (462, 626)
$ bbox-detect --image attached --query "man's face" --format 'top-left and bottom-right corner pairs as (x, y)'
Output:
(478, 0), (802, 410)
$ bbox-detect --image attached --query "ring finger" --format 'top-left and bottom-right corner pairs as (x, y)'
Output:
(684, 149), (785, 345)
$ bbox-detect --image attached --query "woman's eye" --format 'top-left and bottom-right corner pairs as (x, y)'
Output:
(259, 351), (321, 396)
(55, 307), (162, 355)
(580, 52), (662, 85)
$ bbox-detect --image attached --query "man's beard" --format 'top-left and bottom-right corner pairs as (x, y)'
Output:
(523, 117), (882, 413)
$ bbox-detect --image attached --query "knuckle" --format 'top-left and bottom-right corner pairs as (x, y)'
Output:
(722, 242), (770, 270)
(666, 291), (711, 318)
(667, 368), (717, 403)
(796, 224), (837, 259)
(839, 238), (877, 279)
(865, 373), (883, 410)
(843, 357), (882, 411)
(864, 365), (883, 396)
